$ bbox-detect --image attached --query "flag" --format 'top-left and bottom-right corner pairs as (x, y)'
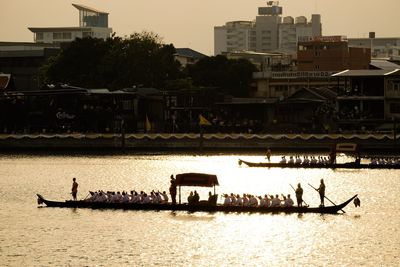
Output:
(199, 114), (212, 126)
(146, 115), (152, 132)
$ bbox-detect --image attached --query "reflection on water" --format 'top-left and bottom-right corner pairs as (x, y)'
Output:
(0, 153), (399, 266)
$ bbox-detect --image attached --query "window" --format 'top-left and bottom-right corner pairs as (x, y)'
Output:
(36, 33), (44, 40)
(53, 32), (63, 39)
(390, 80), (400, 90)
(390, 103), (400, 114)
(122, 100), (133, 110)
(63, 32), (72, 39)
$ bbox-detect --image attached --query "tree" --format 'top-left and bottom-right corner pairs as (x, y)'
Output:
(187, 55), (256, 97)
(41, 37), (109, 88)
(41, 31), (182, 89)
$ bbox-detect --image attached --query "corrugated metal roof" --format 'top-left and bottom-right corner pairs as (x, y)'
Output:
(370, 59), (400, 70)
(332, 69), (400, 77)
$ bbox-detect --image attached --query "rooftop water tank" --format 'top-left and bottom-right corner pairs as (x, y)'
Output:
(295, 16), (307, 24)
(283, 16), (294, 24)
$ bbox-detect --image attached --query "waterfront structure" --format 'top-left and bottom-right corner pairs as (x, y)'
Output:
(252, 70), (337, 98)
(348, 32), (400, 61)
(214, 2), (321, 55)
(274, 87), (337, 132)
(28, 4), (112, 44)
(297, 36), (371, 71)
(333, 69), (400, 131)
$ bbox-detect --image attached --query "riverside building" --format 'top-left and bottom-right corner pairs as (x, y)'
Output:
(28, 4), (112, 44)
(214, 1), (321, 55)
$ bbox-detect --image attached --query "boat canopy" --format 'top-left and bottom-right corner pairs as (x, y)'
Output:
(175, 173), (219, 187)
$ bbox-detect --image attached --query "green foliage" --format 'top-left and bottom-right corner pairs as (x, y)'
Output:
(41, 31), (182, 89)
(187, 55), (256, 97)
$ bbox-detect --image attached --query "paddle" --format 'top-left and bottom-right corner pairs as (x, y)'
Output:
(308, 183), (346, 213)
(290, 184), (308, 207)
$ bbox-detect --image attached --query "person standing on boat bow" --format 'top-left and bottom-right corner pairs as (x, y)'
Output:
(71, 178), (78, 201)
(317, 179), (325, 206)
(295, 183), (303, 207)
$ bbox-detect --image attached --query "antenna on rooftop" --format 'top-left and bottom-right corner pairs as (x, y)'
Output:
(267, 1), (279, 6)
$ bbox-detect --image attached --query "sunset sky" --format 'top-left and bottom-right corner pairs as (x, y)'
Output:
(0, 0), (398, 55)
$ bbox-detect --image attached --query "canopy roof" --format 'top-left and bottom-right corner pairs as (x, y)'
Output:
(175, 173), (219, 187)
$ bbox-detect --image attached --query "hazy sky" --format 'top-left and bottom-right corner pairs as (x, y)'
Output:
(0, 0), (398, 55)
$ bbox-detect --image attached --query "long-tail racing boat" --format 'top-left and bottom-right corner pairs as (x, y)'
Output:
(37, 173), (357, 214)
(238, 159), (400, 169)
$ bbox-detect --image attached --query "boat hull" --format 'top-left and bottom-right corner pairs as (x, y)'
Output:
(37, 194), (357, 214)
(238, 159), (400, 169)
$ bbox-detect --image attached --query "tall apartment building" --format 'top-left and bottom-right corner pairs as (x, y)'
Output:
(214, 2), (321, 55)
(28, 4), (112, 44)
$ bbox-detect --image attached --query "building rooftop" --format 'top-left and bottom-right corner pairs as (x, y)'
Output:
(175, 48), (207, 60)
(332, 69), (400, 77)
(72, 3), (108, 14)
(28, 27), (93, 33)
(370, 59), (400, 70)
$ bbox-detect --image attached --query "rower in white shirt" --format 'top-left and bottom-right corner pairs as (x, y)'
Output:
(270, 194), (281, 207)
(230, 193), (237, 206)
(236, 194), (243, 206)
(142, 193), (151, 204)
(249, 195), (258, 207)
(161, 191), (169, 203)
(242, 194), (249, 206)
(121, 191), (130, 203)
(223, 194), (231, 206)
(284, 194), (294, 207)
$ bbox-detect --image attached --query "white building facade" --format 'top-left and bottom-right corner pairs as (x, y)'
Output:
(28, 4), (112, 44)
(348, 33), (400, 61)
(214, 2), (321, 56)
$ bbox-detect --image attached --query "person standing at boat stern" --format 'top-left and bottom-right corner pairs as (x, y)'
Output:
(169, 175), (177, 204)
(71, 178), (78, 201)
(295, 183), (303, 207)
(317, 179), (325, 206)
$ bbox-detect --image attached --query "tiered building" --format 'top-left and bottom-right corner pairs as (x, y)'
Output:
(214, 2), (321, 55)
(28, 4), (112, 44)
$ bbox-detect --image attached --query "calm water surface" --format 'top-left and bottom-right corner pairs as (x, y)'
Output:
(0, 153), (399, 266)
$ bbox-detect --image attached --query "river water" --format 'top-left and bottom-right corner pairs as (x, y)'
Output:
(0, 153), (399, 266)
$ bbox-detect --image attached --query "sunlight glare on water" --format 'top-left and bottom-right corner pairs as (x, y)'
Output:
(0, 153), (399, 266)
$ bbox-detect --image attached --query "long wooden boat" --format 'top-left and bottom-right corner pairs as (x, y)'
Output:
(238, 159), (400, 169)
(36, 194), (357, 214)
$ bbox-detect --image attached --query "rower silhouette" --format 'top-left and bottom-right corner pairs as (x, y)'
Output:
(353, 196), (361, 207)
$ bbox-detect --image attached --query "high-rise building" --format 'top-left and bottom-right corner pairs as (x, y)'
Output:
(28, 4), (112, 44)
(214, 2), (321, 55)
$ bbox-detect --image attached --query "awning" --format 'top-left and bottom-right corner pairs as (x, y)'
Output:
(175, 173), (219, 187)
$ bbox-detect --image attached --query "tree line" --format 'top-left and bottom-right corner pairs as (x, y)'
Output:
(40, 31), (256, 97)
